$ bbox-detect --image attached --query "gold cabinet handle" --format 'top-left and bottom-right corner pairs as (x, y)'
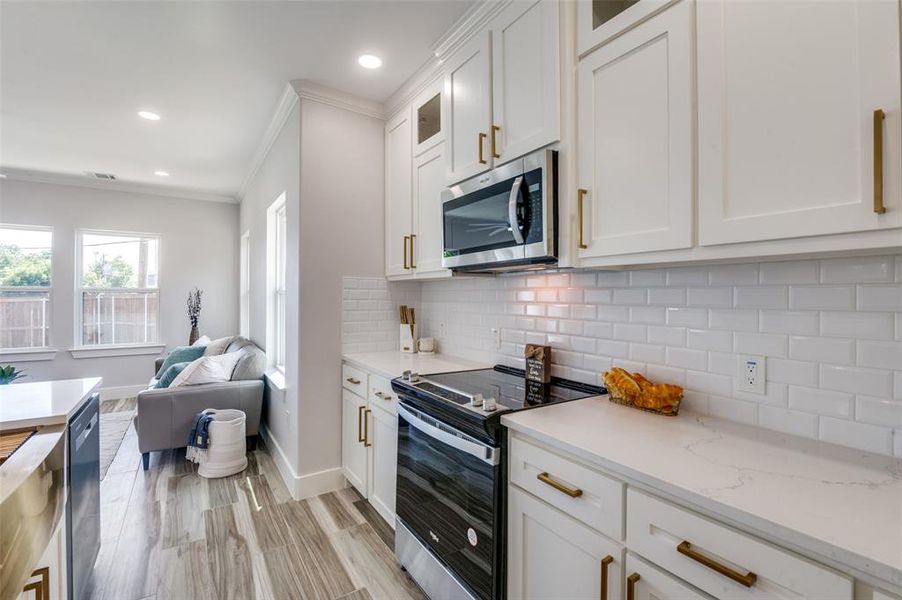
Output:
(403, 235), (410, 269)
(357, 405), (365, 443)
(677, 540), (757, 588)
(627, 573), (640, 600)
(874, 109), (886, 214)
(23, 567), (49, 600)
(410, 234), (416, 268)
(600, 555), (614, 600)
(491, 125), (501, 158)
(537, 471), (583, 498)
(363, 408), (372, 447)
(478, 132), (488, 164)
(578, 188), (588, 249)
(346, 377), (360, 385)
(374, 391), (391, 401)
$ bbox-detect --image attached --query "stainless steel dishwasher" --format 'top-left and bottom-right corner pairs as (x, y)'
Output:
(67, 392), (101, 599)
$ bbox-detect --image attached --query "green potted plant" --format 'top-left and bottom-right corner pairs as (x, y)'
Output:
(0, 365), (25, 384)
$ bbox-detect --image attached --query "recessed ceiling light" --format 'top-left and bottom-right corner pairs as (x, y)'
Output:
(138, 111), (161, 121)
(154, 170), (169, 177)
(358, 54), (383, 69)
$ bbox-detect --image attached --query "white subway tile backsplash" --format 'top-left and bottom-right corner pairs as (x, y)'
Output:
(398, 255), (902, 456)
(820, 311), (894, 340)
(818, 417), (894, 454)
(759, 260), (819, 284)
(820, 256), (894, 284)
(788, 285), (855, 310)
(856, 285), (902, 311)
(789, 336), (855, 365)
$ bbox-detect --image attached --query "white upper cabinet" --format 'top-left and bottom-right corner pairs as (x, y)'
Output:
(413, 143), (450, 277)
(697, 0), (902, 246)
(577, 0), (674, 56)
(491, 0), (560, 165)
(413, 80), (443, 157)
(577, 0), (692, 258)
(443, 31), (493, 185)
(385, 110), (413, 277)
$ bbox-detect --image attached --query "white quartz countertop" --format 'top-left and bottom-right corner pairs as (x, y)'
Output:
(502, 397), (902, 589)
(0, 377), (102, 431)
(342, 351), (489, 380)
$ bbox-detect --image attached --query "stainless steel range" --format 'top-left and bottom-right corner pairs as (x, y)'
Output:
(391, 365), (604, 600)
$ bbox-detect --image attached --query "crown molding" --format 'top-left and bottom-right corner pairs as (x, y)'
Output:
(383, 56), (444, 121)
(0, 166), (238, 204)
(291, 80), (385, 120)
(236, 82), (300, 201)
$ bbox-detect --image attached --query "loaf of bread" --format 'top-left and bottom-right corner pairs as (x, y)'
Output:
(602, 367), (682, 415)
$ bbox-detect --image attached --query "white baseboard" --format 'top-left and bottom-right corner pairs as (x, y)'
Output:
(100, 384), (145, 401)
(258, 424), (345, 500)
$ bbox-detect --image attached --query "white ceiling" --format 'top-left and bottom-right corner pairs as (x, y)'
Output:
(0, 0), (473, 198)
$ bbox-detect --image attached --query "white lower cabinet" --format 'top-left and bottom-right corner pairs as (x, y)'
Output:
(508, 486), (624, 600)
(340, 362), (398, 528)
(508, 433), (862, 600)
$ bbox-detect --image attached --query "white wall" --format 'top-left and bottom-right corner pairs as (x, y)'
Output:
(0, 178), (239, 390)
(297, 99), (384, 484)
(239, 103), (301, 479)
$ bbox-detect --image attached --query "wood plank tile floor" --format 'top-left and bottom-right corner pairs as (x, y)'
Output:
(88, 418), (426, 600)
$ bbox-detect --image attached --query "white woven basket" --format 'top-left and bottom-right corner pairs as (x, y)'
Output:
(196, 408), (248, 478)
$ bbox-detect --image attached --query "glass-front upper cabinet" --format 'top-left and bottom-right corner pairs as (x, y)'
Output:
(577, 0), (673, 56)
(412, 79), (443, 156)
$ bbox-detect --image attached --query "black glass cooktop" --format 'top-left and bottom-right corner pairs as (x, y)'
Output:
(416, 365), (604, 411)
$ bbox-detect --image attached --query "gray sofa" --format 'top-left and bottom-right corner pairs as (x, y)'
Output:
(134, 336), (266, 470)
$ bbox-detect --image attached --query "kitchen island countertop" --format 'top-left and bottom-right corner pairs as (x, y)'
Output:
(0, 377), (102, 431)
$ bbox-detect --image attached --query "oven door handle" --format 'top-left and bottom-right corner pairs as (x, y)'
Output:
(508, 175), (525, 245)
(398, 404), (500, 466)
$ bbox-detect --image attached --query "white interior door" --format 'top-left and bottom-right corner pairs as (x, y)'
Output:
(341, 390), (367, 495)
(385, 110), (413, 276)
(577, 0), (692, 258)
(413, 143), (449, 276)
(367, 405), (397, 527)
(697, 0), (902, 245)
(491, 0), (559, 164)
(443, 30), (493, 185)
(508, 487), (624, 600)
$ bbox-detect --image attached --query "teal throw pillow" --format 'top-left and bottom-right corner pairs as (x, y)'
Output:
(155, 345), (206, 378)
(155, 362), (191, 389)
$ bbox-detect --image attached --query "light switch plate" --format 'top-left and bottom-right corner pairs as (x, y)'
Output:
(491, 327), (502, 350)
(737, 354), (766, 394)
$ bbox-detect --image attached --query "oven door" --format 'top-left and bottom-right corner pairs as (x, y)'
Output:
(396, 403), (500, 600)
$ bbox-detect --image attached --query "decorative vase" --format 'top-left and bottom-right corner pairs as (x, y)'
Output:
(189, 326), (199, 345)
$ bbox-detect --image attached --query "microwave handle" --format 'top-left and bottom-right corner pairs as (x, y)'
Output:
(508, 175), (525, 244)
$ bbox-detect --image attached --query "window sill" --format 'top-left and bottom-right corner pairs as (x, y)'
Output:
(0, 348), (58, 362)
(266, 369), (287, 392)
(69, 343), (167, 359)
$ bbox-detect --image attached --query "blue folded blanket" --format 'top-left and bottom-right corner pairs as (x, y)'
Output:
(187, 411), (215, 449)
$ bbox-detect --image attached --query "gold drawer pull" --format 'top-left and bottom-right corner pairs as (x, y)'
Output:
(627, 573), (640, 600)
(374, 391), (391, 401)
(346, 377), (361, 385)
(363, 408), (372, 447)
(677, 540), (757, 588)
(600, 555), (613, 600)
(537, 471), (583, 498)
(478, 132), (488, 164)
(357, 405), (365, 443)
(874, 109), (886, 214)
(578, 188), (588, 249)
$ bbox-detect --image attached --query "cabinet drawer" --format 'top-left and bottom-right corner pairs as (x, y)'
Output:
(626, 489), (852, 599)
(342, 364), (368, 398)
(625, 552), (712, 600)
(509, 435), (624, 540)
(368, 374), (399, 416)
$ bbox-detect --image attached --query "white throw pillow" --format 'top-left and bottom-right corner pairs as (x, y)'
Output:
(203, 336), (235, 356)
(170, 352), (243, 388)
(192, 334), (211, 347)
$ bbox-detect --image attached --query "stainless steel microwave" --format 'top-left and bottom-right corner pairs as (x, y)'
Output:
(441, 149), (557, 272)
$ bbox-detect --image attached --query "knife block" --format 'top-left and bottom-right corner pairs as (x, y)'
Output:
(400, 324), (417, 354)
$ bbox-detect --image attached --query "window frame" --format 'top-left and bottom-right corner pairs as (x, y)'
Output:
(74, 228), (162, 349)
(239, 230), (250, 338)
(0, 223), (54, 351)
(266, 193), (287, 376)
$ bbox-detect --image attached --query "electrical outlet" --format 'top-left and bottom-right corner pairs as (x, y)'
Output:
(491, 327), (502, 350)
(737, 354), (766, 394)
(438, 322), (447, 340)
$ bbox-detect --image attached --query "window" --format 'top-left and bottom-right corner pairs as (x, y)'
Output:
(266, 193), (287, 373)
(0, 225), (52, 349)
(239, 231), (250, 338)
(77, 231), (160, 346)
